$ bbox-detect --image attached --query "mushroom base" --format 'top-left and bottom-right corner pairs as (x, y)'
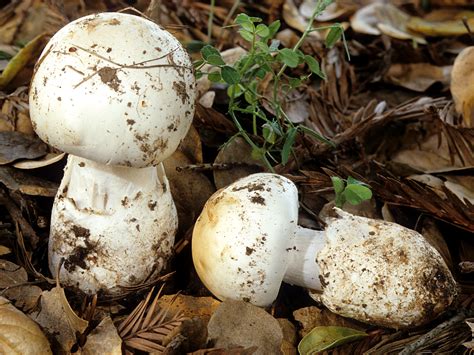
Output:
(49, 155), (177, 295)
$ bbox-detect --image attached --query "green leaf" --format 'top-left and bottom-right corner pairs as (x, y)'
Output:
(347, 176), (368, 186)
(195, 71), (203, 80)
(235, 14), (255, 32)
(267, 20), (281, 38)
(201, 45), (222, 61)
(325, 25), (343, 48)
(331, 177), (345, 195)
(262, 123), (277, 144)
(255, 67), (267, 79)
(208, 71), (222, 82)
(343, 184), (373, 205)
(298, 326), (367, 355)
(304, 55), (324, 78)
(298, 125), (335, 147)
(278, 48), (299, 68)
(256, 41), (270, 52)
(288, 77), (302, 89)
(221, 66), (240, 85)
(239, 29), (254, 42)
(227, 84), (243, 98)
(235, 13), (251, 25)
(256, 24), (270, 38)
(281, 127), (297, 165)
(206, 54), (225, 66)
(186, 40), (207, 53)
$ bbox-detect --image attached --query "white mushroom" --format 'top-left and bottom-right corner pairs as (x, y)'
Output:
(29, 12), (196, 295)
(192, 173), (458, 328)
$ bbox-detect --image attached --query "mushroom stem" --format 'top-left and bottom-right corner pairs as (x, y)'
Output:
(283, 226), (324, 291)
(49, 155), (177, 294)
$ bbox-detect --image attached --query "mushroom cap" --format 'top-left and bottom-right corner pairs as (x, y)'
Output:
(192, 173), (299, 307)
(312, 209), (458, 328)
(29, 12), (195, 168)
(451, 46), (474, 127)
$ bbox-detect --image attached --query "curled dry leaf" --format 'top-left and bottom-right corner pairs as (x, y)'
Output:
(82, 316), (122, 355)
(407, 10), (474, 37)
(384, 63), (452, 92)
(0, 296), (52, 354)
(299, 0), (356, 21)
(29, 283), (89, 353)
(207, 300), (283, 355)
(0, 166), (58, 197)
(283, 0), (321, 38)
(293, 306), (367, 338)
(0, 33), (50, 89)
(163, 150), (215, 233)
(0, 87), (34, 135)
(0, 259), (42, 312)
(350, 3), (426, 44)
(0, 131), (47, 165)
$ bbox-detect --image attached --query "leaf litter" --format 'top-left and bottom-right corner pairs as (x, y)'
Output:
(0, 0), (473, 354)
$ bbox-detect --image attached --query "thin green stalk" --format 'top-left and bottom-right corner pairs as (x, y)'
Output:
(207, 0), (216, 42)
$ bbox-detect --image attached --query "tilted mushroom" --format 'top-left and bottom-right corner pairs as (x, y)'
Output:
(29, 12), (196, 295)
(192, 173), (458, 328)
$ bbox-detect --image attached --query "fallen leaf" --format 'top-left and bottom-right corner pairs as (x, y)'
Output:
(293, 306), (367, 338)
(350, 3), (426, 44)
(0, 259), (28, 288)
(0, 296), (52, 354)
(0, 33), (50, 89)
(384, 63), (452, 92)
(283, 0), (321, 38)
(163, 150), (215, 233)
(0, 131), (47, 165)
(463, 318), (474, 349)
(0, 166), (58, 196)
(3, 284), (42, 312)
(30, 283), (89, 353)
(298, 326), (368, 354)
(407, 10), (474, 37)
(299, 0), (356, 22)
(81, 316), (122, 355)
(157, 294), (221, 325)
(207, 300), (283, 354)
(0, 246), (10, 256)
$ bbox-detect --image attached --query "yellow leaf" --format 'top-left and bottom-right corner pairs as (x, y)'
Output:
(0, 33), (49, 89)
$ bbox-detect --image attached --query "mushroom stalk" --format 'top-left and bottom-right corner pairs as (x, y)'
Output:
(50, 155), (177, 294)
(283, 226), (324, 291)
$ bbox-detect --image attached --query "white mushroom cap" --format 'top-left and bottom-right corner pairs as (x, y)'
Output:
(312, 209), (458, 328)
(29, 12), (195, 168)
(192, 173), (299, 306)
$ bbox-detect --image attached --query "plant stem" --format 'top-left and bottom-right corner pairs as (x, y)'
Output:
(207, 0), (216, 42)
(276, 0), (327, 78)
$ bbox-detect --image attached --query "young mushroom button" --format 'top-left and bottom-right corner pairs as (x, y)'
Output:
(192, 173), (458, 328)
(29, 12), (196, 295)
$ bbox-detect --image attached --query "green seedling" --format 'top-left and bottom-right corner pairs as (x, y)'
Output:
(194, 0), (347, 170)
(331, 176), (372, 208)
